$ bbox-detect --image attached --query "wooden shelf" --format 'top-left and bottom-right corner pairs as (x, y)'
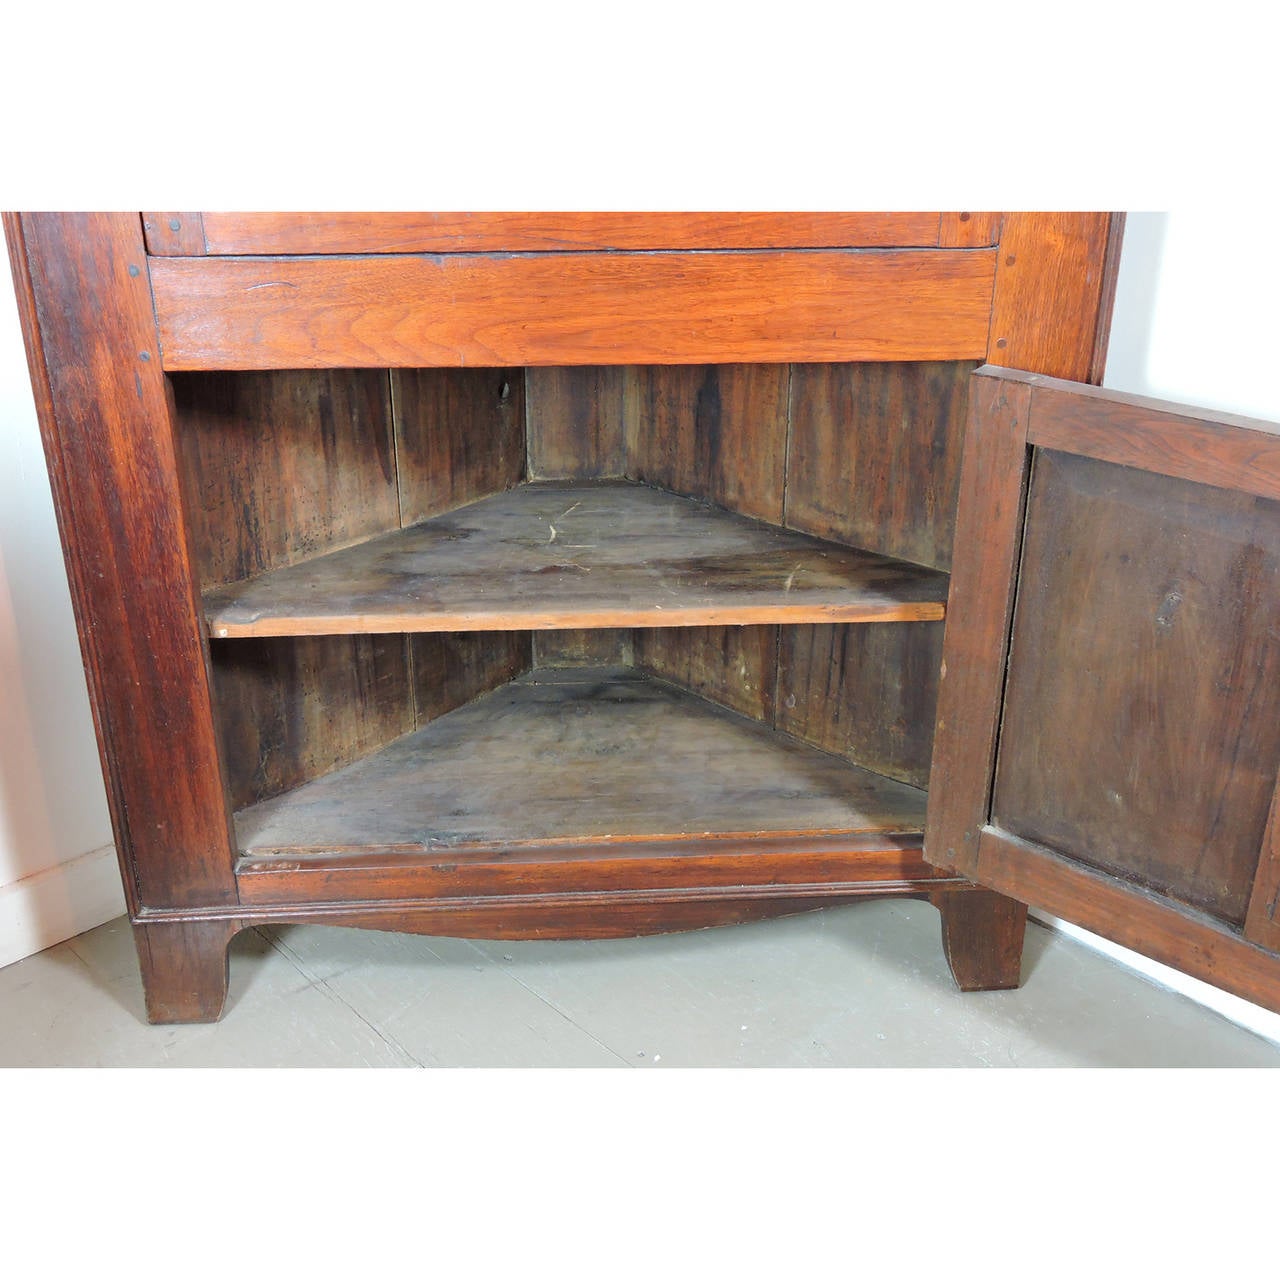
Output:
(205, 479), (948, 637)
(234, 666), (929, 862)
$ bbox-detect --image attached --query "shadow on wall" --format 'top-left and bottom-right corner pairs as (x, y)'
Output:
(1100, 211), (1169, 395)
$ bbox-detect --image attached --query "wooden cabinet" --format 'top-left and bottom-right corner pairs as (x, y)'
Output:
(926, 367), (1280, 1011)
(6, 210), (1159, 1025)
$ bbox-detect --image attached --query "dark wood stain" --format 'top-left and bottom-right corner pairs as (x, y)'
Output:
(171, 369), (399, 588)
(993, 449), (1280, 925)
(525, 366), (627, 479)
(634, 625), (778, 723)
(393, 367), (525, 523)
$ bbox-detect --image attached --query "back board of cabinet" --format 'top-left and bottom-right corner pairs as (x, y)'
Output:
(7, 211), (1123, 1021)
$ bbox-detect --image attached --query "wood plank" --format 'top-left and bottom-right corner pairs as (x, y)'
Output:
(203, 480), (949, 637)
(392, 367), (525, 524)
(171, 369), (399, 587)
(975, 826), (1280, 1016)
(210, 635), (415, 811)
(923, 373), (1033, 877)
(1027, 378), (1280, 503)
(150, 249), (998, 370)
(141, 212), (206, 255)
(986, 212), (1123, 381)
(525, 366), (628, 479)
(5, 212), (237, 909)
(197, 212), (949, 255)
(533, 630), (634, 668)
(992, 448), (1280, 925)
(633, 625), (778, 723)
(937, 212), (1002, 247)
(776, 621), (945, 789)
(411, 631), (533, 725)
(624, 364), (789, 523)
(234, 666), (929, 859)
(1243, 784), (1280, 951)
(786, 361), (975, 571)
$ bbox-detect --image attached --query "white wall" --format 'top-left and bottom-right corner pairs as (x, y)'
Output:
(0, 255), (121, 967)
(1, 212), (1278, 1044)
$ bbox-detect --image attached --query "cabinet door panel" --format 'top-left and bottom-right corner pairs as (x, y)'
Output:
(927, 367), (1280, 1013)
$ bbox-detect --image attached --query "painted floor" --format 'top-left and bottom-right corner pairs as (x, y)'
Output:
(2, 899), (1279, 1067)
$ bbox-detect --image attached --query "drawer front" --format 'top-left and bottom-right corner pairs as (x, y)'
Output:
(150, 247), (998, 370)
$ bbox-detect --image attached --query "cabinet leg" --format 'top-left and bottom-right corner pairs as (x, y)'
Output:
(932, 889), (1027, 992)
(132, 918), (241, 1024)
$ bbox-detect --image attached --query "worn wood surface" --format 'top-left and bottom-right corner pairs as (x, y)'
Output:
(976, 826), (1280, 1016)
(777, 622), (944, 789)
(392, 367), (525, 523)
(141, 212), (206, 255)
(410, 631), (533, 725)
(192, 212), (950, 255)
(210, 635), (415, 810)
(132, 917), (241, 1023)
(150, 249), (998, 370)
(204, 479), (949, 637)
(171, 369), (399, 587)
(624, 364), (789, 522)
(1027, 377), (1280, 503)
(6, 212), (237, 909)
(930, 888), (1027, 991)
(634, 625), (778, 723)
(532, 629), (634, 668)
(786, 361), (974, 570)
(986, 212), (1123, 381)
(923, 372), (1033, 877)
(993, 449), (1280, 925)
(526, 366), (628, 479)
(235, 666), (929, 855)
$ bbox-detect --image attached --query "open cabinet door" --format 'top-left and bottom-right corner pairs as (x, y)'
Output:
(926, 366), (1280, 1013)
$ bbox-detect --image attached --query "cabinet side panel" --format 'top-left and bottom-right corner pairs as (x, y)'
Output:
(411, 632), (534, 724)
(785, 361), (975, 572)
(212, 636), (415, 810)
(992, 449), (1280, 926)
(624, 364), (789, 523)
(633, 626), (778, 724)
(393, 368), (526, 523)
(525, 366), (627, 479)
(171, 369), (399, 587)
(8, 213), (237, 908)
(776, 622), (944, 789)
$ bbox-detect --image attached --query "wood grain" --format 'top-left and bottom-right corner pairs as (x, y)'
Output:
(776, 621), (945, 789)
(234, 666), (929, 855)
(410, 631), (533, 725)
(525, 366), (628, 479)
(1243, 786), (1280, 951)
(992, 449), (1280, 925)
(1027, 378), (1280, 503)
(392, 367), (525, 523)
(923, 372), (1033, 877)
(930, 888), (1027, 990)
(987, 212), (1123, 381)
(634, 625), (778, 723)
(210, 635), (415, 810)
(150, 249), (998, 370)
(976, 826), (1280, 1016)
(133, 917), (241, 1023)
(203, 480), (950, 637)
(194, 212), (949, 255)
(786, 361), (975, 571)
(171, 369), (399, 587)
(141, 212), (206, 255)
(6, 212), (237, 909)
(937, 212), (1002, 247)
(624, 364), (789, 522)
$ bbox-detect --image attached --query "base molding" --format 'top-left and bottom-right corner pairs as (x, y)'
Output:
(0, 843), (126, 970)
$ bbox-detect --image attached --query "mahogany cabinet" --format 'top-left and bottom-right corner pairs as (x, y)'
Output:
(26, 209), (1265, 1029)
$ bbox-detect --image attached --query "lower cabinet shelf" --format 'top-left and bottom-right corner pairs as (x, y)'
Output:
(233, 664), (947, 905)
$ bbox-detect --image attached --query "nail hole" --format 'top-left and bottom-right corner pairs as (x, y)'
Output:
(995, 338), (1008, 349)
(169, 219), (182, 232)
(1006, 255), (1016, 266)
(959, 212), (971, 222)
(139, 351), (152, 361)
(128, 264), (141, 277)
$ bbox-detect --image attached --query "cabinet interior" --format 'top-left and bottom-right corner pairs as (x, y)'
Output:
(169, 360), (974, 856)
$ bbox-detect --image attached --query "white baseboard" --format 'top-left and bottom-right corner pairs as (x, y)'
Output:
(1032, 910), (1280, 1047)
(0, 844), (127, 971)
